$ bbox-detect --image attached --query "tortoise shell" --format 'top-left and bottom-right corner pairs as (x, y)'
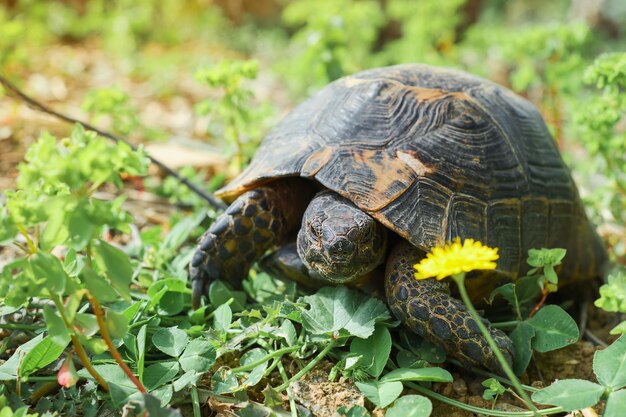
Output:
(217, 64), (604, 278)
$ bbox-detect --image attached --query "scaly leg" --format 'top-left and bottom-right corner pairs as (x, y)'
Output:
(384, 241), (515, 374)
(190, 180), (314, 308)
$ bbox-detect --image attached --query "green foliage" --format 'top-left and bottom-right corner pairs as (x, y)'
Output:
(384, 395), (432, 417)
(376, 0), (465, 66)
(300, 285), (391, 338)
(0, 395), (41, 417)
(576, 52), (626, 225)
(481, 378), (505, 401)
(595, 272), (626, 334)
(280, 0), (384, 92)
(82, 87), (140, 135)
(2, 1), (626, 415)
(488, 248), (579, 375)
(195, 59), (273, 171)
(532, 336), (626, 415)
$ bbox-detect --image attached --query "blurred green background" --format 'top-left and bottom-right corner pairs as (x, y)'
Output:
(0, 0), (624, 264)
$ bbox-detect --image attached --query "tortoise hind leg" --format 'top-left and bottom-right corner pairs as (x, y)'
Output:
(190, 179), (315, 309)
(384, 241), (515, 375)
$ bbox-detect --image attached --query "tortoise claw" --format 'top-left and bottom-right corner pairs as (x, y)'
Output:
(190, 266), (208, 309)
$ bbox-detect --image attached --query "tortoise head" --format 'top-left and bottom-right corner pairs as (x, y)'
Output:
(297, 191), (387, 283)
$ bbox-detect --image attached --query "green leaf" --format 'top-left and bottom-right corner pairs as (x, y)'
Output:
(42, 305), (70, 346)
(74, 313), (99, 336)
(212, 367), (239, 394)
(93, 239), (133, 300)
(482, 378), (506, 400)
(354, 380), (403, 408)
(105, 309), (129, 340)
(213, 304), (232, 333)
(385, 395), (432, 417)
(239, 348), (268, 388)
(532, 379), (604, 411)
(510, 322), (536, 375)
(209, 281), (247, 312)
(527, 305), (579, 352)
(604, 389), (626, 417)
(172, 371), (200, 392)
(39, 200), (69, 250)
(594, 335), (626, 389)
(489, 283), (519, 310)
(277, 319), (298, 346)
(527, 248), (567, 268)
(262, 385), (282, 407)
(81, 267), (119, 303)
(380, 367), (453, 383)
(79, 364), (141, 407)
(336, 405), (370, 417)
(0, 334), (44, 380)
(396, 350), (427, 369)
(66, 201), (96, 249)
(610, 321), (626, 335)
(143, 361), (180, 391)
(179, 338), (216, 373)
(137, 324), (147, 381)
(595, 273), (626, 313)
(143, 393), (183, 417)
(353, 325), (391, 378)
(153, 328), (189, 357)
(19, 336), (69, 378)
(154, 381), (176, 406)
(157, 292), (185, 316)
(0, 205), (17, 245)
(29, 252), (68, 295)
(301, 286), (391, 338)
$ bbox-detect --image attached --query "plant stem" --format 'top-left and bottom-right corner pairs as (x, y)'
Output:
(231, 346), (300, 373)
(275, 340), (337, 392)
(17, 224), (36, 254)
(406, 382), (563, 417)
(452, 274), (540, 416)
(191, 385), (202, 417)
(51, 295), (109, 392)
(277, 359), (298, 417)
(528, 287), (549, 319)
(87, 292), (146, 394)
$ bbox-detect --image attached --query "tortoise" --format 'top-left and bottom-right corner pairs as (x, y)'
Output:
(189, 64), (607, 374)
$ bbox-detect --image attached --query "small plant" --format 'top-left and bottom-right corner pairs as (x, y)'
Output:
(194, 59), (272, 172)
(82, 87), (140, 135)
(482, 378), (506, 407)
(595, 272), (626, 334)
(280, 0), (384, 93)
(375, 0), (465, 66)
(576, 53), (626, 231)
(532, 336), (626, 416)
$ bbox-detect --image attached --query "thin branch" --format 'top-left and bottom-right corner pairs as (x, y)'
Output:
(87, 292), (147, 394)
(0, 74), (227, 210)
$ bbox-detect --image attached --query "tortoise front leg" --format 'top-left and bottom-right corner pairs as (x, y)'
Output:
(384, 241), (514, 375)
(190, 180), (314, 309)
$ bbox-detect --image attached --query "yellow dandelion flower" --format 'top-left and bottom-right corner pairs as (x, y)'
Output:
(414, 238), (499, 280)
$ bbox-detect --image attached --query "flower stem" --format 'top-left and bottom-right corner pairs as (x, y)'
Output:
(406, 382), (562, 417)
(452, 274), (540, 416)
